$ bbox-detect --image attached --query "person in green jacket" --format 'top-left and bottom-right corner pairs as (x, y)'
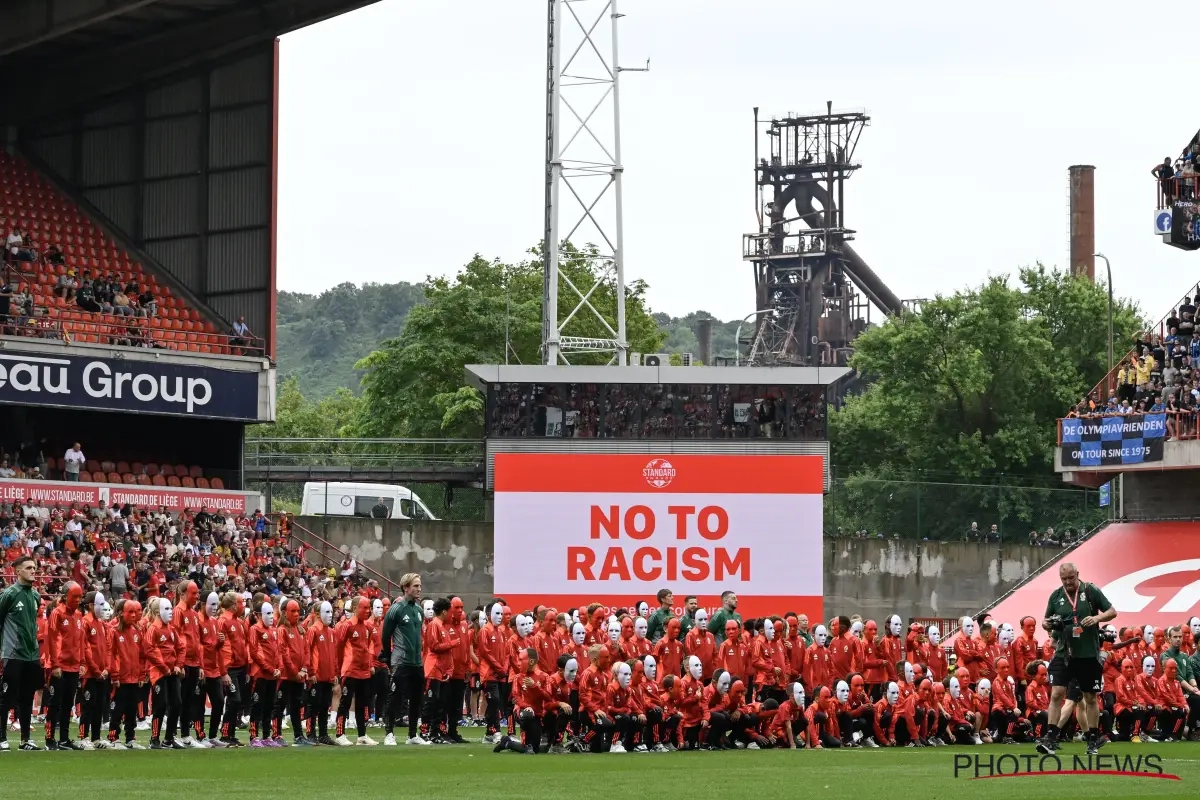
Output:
(678, 595), (699, 639)
(1162, 625), (1200, 736)
(646, 589), (675, 644)
(707, 591), (742, 643)
(0, 556), (42, 750)
(380, 572), (428, 746)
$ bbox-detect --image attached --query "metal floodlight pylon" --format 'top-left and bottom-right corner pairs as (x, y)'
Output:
(542, 0), (647, 365)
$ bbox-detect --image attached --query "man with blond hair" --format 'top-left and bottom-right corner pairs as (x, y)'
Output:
(381, 573), (427, 746)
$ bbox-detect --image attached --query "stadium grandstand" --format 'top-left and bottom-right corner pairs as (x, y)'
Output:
(1154, 127), (1200, 250)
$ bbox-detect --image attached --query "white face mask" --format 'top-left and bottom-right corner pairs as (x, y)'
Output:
(814, 625), (828, 646)
(999, 628), (1014, 648)
(1143, 656), (1156, 677)
(717, 673), (731, 694)
(694, 609), (708, 629)
(836, 680), (849, 703)
(423, 600), (435, 621)
(888, 615), (902, 636)
(571, 609), (580, 626)
(886, 682), (899, 705)
(928, 626), (941, 646)
(949, 677), (961, 699)
(792, 682), (806, 708)
(850, 621), (863, 637)
(764, 621), (775, 641)
(637, 602), (649, 619)
(261, 603), (275, 627)
(572, 623), (586, 645)
(519, 615), (535, 638)
(1143, 625), (1154, 644)
(101, 602), (112, 621)
(320, 602), (333, 626)
(159, 602), (173, 624)
(1000, 622), (1014, 637)
(635, 618), (648, 639)
(961, 617), (976, 637)
(1191, 618), (1200, 638)
(94, 592), (107, 618)
(607, 620), (621, 643)
(564, 658), (578, 683)
(688, 656), (703, 680)
(489, 604), (504, 626)
(616, 662), (632, 689)
(644, 656), (657, 681)
(372, 600), (383, 619)
(903, 661), (914, 683)
(977, 678), (991, 698)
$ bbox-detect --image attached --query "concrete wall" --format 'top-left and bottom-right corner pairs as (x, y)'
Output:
(294, 517), (1057, 618)
(1122, 471), (1200, 520)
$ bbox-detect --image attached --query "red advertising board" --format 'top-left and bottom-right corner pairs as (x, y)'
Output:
(0, 478), (251, 514)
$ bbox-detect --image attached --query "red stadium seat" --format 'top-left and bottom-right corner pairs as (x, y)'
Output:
(78, 471), (90, 483)
(181, 476), (195, 488)
(116, 461), (130, 475)
(100, 461), (115, 473)
(137, 474), (151, 486)
(195, 477), (210, 489)
(167, 475), (181, 487)
(210, 477), (224, 490)
(131, 462), (143, 474)
(122, 474), (136, 485)
(151, 475), (166, 487)
(188, 465), (202, 478)
(85, 460), (101, 474)
(144, 463), (159, 476)
(106, 472), (120, 484)
(174, 464), (188, 477)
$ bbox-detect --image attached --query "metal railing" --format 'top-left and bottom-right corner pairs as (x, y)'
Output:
(1058, 409), (1194, 443)
(281, 515), (399, 598)
(245, 438), (486, 470)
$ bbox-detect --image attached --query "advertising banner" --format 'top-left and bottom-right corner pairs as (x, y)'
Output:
(0, 351), (260, 420)
(985, 521), (1200, 632)
(1059, 413), (1166, 467)
(493, 453), (824, 619)
(0, 478), (249, 513)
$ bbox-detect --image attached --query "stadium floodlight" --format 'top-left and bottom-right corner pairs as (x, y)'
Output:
(541, 0), (648, 365)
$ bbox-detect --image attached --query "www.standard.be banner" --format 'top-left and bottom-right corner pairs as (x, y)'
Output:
(1060, 413), (1166, 467)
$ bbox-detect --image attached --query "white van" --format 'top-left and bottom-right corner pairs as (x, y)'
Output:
(300, 482), (439, 520)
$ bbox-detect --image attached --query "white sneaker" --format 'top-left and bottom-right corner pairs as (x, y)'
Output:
(406, 735), (431, 746)
(335, 734), (354, 747)
(481, 733), (497, 744)
(383, 733), (397, 746)
(610, 742), (626, 754)
(105, 740), (124, 750)
(973, 734), (983, 745)
(187, 737), (206, 749)
(0, 740), (9, 751)
(356, 735), (378, 746)
(633, 744), (648, 752)
(653, 743), (669, 752)
(282, 719), (290, 729)
(79, 739), (95, 751)
(95, 740), (111, 750)
(747, 742), (760, 750)
(127, 741), (147, 750)
(179, 736), (195, 747)
(136, 721), (151, 731)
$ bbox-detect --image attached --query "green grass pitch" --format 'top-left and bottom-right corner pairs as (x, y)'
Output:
(3, 729), (1200, 800)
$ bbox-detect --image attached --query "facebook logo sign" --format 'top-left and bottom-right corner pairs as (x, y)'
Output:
(1156, 210), (1172, 235)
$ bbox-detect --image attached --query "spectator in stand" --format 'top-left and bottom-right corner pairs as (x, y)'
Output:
(0, 281), (11, 334)
(964, 522), (981, 542)
(0, 460), (13, 479)
(111, 288), (133, 316)
(231, 316), (253, 353)
(42, 243), (64, 268)
(137, 284), (156, 317)
(1155, 157), (1177, 205)
(6, 227), (25, 263)
(53, 269), (77, 302)
(62, 443), (85, 482)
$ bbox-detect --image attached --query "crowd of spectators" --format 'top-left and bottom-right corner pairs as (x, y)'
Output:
(1153, 132), (1200, 205)
(0, 500), (380, 616)
(486, 382), (826, 439)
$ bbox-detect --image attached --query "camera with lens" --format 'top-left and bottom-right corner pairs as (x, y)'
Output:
(1046, 613), (1073, 634)
(1099, 627), (1117, 644)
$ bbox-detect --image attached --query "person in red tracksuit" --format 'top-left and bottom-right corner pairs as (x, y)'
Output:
(1135, 656), (1164, 739)
(477, 604), (512, 740)
(494, 647), (551, 754)
(305, 602), (337, 744)
(421, 598), (454, 742)
(1157, 659), (1188, 741)
(654, 619), (684, 680)
(577, 645), (615, 752)
(79, 591), (111, 748)
(922, 627), (949, 683)
(718, 622), (748, 684)
(108, 600), (145, 749)
(605, 661), (639, 753)
(279, 599), (310, 746)
(955, 617), (983, 685)
(784, 615), (807, 684)
(1024, 662), (1050, 738)
(533, 607), (561, 674)
(335, 597), (375, 745)
(830, 615), (860, 682)
(677, 656), (709, 750)
(805, 626), (833, 692)
(1113, 658), (1145, 741)
(444, 597), (471, 744)
(804, 685), (841, 748)
(219, 593), (251, 745)
(752, 619), (787, 702)
(144, 598), (184, 749)
(196, 592), (228, 746)
(248, 601), (282, 746)
(544, 654), (577, 751)
(684, 619), (716, 682)
(45, 582), (85, 750)
(172, 581), (202, 746)
(767, 683), (806, 748)
(861, 621), (887, 698)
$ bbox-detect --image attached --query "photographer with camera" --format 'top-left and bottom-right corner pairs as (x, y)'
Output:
(1035, 562), (1116, 757)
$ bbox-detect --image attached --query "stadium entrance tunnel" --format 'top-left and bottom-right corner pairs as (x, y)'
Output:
(985, 521), (1200, 630)
(0, 403), (245, 490)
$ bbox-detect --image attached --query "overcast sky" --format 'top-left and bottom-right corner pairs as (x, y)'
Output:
(277, 0), (1196, 325)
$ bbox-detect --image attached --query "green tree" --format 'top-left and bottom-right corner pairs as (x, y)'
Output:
(248, 377), (362, 440)
(355, 244), (666, 438)
(827, 265), (1145, 540)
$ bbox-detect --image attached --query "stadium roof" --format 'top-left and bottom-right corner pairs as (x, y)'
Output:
(0, 0), (380, 121)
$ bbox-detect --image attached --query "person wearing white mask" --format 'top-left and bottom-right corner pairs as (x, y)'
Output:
(195, 592), (228, 748)
(147, 597), (184, 750)
(79, 591), (111, 750)
(306, 601), (338, 745)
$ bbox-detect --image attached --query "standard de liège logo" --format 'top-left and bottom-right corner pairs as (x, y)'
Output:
(642, 458), (676, 489)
